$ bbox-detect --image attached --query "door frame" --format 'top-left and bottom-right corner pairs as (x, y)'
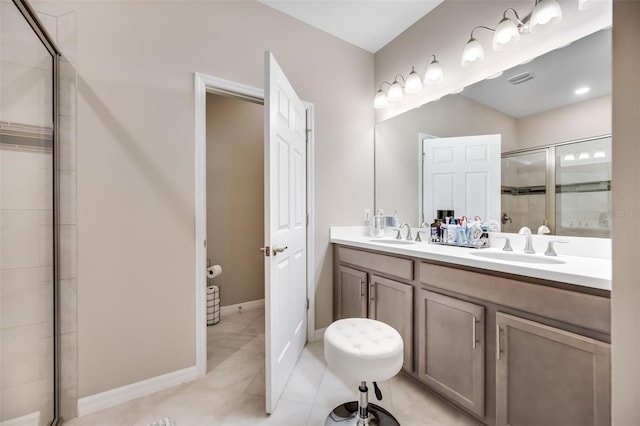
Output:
(193, 72), (315, 376)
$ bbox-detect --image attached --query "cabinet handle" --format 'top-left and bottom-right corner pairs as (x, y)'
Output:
(472, 316), (477, 349)
(360, 279), (365, 298)
(496, 323), (502, 360)
(369, 280), (375, 303)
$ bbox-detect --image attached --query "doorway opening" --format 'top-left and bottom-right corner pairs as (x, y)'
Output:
(193, 72), (316, 404)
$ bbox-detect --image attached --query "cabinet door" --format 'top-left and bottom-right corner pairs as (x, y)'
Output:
(418, 289), (485, 417)
(337, 266), (367, 319)
(369, 275), (413, 371)
(496, 312), (610, 426)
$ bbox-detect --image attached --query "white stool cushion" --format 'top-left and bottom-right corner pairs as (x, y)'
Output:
(324, 318), (403, 383)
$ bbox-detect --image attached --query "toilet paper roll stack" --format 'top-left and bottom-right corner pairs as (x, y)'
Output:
(207, 264), (222, 279)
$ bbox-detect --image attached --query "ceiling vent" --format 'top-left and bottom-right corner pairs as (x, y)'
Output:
(507, 72), (534, 85)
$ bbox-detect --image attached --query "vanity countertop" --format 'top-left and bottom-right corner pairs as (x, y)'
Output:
(330, 227), (611, 292)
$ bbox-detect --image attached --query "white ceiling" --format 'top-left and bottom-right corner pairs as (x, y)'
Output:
(258, 0), (444, 53)
(461, 27), (611, 118)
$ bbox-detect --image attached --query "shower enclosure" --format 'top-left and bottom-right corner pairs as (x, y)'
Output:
(1, 0), (60, 424)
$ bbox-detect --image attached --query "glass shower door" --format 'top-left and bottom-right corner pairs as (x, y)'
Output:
(1, 1), (56, 424)
(501, 150), (548, 233)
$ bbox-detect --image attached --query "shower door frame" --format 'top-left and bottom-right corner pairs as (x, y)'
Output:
(10, 0), (62, 424)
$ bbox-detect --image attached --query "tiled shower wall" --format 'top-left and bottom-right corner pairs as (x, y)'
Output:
(36, 4), (79, 420)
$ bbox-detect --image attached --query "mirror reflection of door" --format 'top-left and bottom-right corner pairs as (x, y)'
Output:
(501, 151), (548, 233)
(421, 134), (501, 226)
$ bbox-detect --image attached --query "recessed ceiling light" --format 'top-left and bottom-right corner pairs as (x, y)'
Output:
(574, 86), (590, 95)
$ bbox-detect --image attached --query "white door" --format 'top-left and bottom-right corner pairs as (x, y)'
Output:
(264, 51), (308, 414)
(422, 134), (501, 223)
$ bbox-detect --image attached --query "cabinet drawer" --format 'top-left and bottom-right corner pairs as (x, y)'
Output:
(339, 246), (413, 281)
(420, 262), (610, 334)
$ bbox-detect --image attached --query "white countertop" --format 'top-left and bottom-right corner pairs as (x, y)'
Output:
(330, 227), (612, 292)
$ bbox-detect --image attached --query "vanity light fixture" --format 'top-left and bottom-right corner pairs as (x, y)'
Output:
(493, 8), (524, 51)
(530, 0), (563, 33)
(423, 55), (444, 85)
(374, 82), (392, 108)
(388, 75), (405, 101)
(405, 67), (423, 94)
(462, 26), (494, 67)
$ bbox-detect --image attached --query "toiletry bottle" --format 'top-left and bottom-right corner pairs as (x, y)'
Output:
(430, 219), (438, 243)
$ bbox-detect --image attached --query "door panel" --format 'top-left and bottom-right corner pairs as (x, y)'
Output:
(369, 275), (413, 371)
(264, 51), (307, 414)
(337, 266), (367, 319)
(418, 289), (485, 417)
(423, 134), (501, 222)
(496, 312), (610, 426)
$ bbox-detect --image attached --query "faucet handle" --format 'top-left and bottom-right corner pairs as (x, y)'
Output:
(395, 228), (402, 240)
(495, 236), (513, 252)
(545, 240), (569, 256)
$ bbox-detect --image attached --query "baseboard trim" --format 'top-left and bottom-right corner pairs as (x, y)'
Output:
(220, 299), (264, 316)
(77, 366), (198, 417)
(0, 412), (39, 426)
(311, 327), (326, 342)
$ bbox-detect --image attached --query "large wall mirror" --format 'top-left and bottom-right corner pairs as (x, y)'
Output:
(375, 27), (611, 238)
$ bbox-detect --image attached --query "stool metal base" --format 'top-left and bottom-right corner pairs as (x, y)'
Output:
(324, 401), (400, 426)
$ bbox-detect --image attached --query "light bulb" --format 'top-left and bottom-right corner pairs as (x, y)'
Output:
(493, 17), (520, 50)
(424, 59), (444, 85)
(574, 86), (590, 95)
(530, 0), (562, 33)
(388, 81), (403, 102)
(593, 151), (606, 158)
(405, 68), (423, 94)
(564, 154), (575, 161)
(578, 152), (590, 160)
(461, 37), (485, 67)
(374, 89), (388, 109)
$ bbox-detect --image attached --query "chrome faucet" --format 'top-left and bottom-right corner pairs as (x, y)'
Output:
(396, 223), (413, 241)
(518, 226), (535, 254)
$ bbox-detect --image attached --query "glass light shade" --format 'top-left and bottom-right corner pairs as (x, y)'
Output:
(579, 0), (608, 10)
(493, 18), (520, 50)
(424, 60), (444, 85)
(388, 81), (403, 101)
(530, 0), (562, 33)
(405, 69), (423, 94)
(374, 89), (388, 109)
(461, 38), (485, 67)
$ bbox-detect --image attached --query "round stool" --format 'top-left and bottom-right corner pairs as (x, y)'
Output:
(324, 318), (404, 426)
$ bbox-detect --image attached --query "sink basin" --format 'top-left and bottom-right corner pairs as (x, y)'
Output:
(368, 239), (416, 245)
(470, 251), (566, 264)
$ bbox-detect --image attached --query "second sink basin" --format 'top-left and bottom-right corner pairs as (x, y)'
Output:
(470, 251), (566, 264)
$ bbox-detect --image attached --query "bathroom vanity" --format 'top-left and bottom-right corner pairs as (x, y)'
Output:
(331, 227), (611, 426)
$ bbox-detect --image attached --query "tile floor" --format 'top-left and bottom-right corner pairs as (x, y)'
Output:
(63, 307), (481, 425)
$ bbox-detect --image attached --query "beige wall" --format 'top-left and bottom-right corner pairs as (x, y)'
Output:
(611, 1), (640, 424)
(516, 95), (612, 150)
(72, 1), (373, 397)
(206, 94), (264, 307)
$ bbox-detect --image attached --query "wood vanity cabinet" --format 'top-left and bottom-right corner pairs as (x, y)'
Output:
(333, 244), (611, 426)
(418, 289), (485, 418)
(334, 247), (414, 370)
(495, 312), (611, 426)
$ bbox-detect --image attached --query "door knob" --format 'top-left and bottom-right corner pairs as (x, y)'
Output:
(272, 245), (288, 255)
